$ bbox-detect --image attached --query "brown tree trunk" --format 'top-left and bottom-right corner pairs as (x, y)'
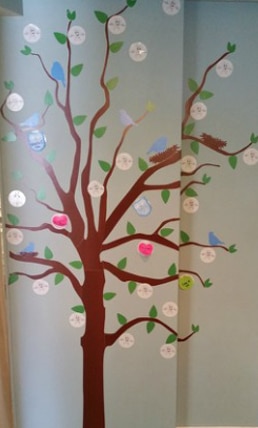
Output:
(81, 268), (106, 428)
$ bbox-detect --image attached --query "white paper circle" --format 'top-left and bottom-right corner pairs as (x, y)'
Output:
(108, 15), (126, 34)
(183, 197), (199, 213)
(216, 59), (234, 78)
(129, 42), (148, 62)
(6, 93), (24, 112)
(137, 283), (153, 299)
(8, 190), (26, 207)
(119, 333), (135, 348)
(243, 148), (258, 165)
(32, 279), (49, 295)
(6, 228), (24, 245)
(181, 155), (197, 173)
(162, 0), (181, 15)
(23, 23), (41, 43)
(160, 344), (176, 359)
(69, 312), (86, 328)
(68, 26), (86, 45)
(116, 153), (133, 170)
(200, 247), (216, 263)
(190, 102), (207, 120)
(162, 301), (178, 317)
(87, 180), (104, 197)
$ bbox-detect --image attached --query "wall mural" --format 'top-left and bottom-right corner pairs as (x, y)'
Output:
(1, 1), (258, 428)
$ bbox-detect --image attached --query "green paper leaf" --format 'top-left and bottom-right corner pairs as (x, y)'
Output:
(160, 228), (174, 237)
(149, 305), (157, 318)
(55, 273), (64, 285)
(202, 173), (211, 184)
(44, 90), (53, 106)
(146, 321), (155, 333)
(204, 278), (213, 288)
(126, 222), (136, 235)
(185, 188), (198, 197)
(71, 64), (83, 77)
(37, 189), (46, 200)
(4, 81), (14, 90)
(127, 0), (137, 6)
(166, 334), (177, 344)
(7, 214), (19, 226)
(228, 155), (237, 169)
(188, 78), (198, 92)
(168, 263), (177, 276)
(66, 9), (76, 21)
(200, 90), (214, 100)
(250, 133), (258, 144)
(8, 273), (19, 285)
(183, 122), (195, 135)
(103, 292), (116, 301)
(69, 260), (83, 269)
(117, 257), (127, 270)
(128, 281), (137, 294)
(94, 10), (108, 23)
(71, 305), (85, 313)
(190, 140), (199, 155)
(109, 41), (124, 53)
(44, 246), (53, 259)
(180, 231), (190, 243)
(54, 32), (67, 44)
(117, 313), (127, 325)
(20, 45), (32, 55)
(98, 160), (111, 172)
(73, 115), (87, 126)
(106, 77), (119, 90)
(227, 42), (236, 53)
(138, 157), (148, 171)
(228, 244), (237, 253)
(192, 324), (200, 333)
(161, 189), (170, 204)
(94, 127), (107, 138)
(2, 131), (17, 142)
(46, 150), (56, 163)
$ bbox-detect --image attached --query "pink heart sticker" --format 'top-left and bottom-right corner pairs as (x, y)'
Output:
(51, 214), (68, 229)
(137, 241), (154, 257)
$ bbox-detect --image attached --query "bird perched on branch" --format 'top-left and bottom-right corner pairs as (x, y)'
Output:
(51, 61), (66, 87)
(20, 112), (40, 130)
(119, 109), (136, 126)
(208, 231), (224, 246)
(147, 136), (168, 154)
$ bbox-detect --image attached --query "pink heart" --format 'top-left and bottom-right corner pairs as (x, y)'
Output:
(138, 241), (154, 256)
(51, 214), (68, 229)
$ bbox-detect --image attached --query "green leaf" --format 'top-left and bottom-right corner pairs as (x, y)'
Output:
(54, 32), (67, 44)
(8, 273), (19, 285)
(228, 155), (237, 169)
(166, 334), (177, 344)
(149, 305), (158, 318)
(128, 281), (137, 294)
(161, 189), (170, 204)
(204, 278), (213, 288)
(180, 231), (190, 243)
(69, 260), (83, 269)
(37, 189), (46, 200)
(185, 188), (198, 197)
(117, 313), (127, 325)
(199, 90), (214, 100)
(94, 127), (107, 138)
(44, 246), (53, 259)
(228, 244), (237, 253)
(227, 42), (236, 53)
(190, 140), (199, 155)
(138, 157), (148, 171)
(54, 273), (64, 285)
(98, 160), (111, 172)
(168, 263), (177, 276)
(117, 257), (127, 270)
(46, 150), (56, 163)
(202, 173), (211, 184)
(71, 305), (85, 313)
(20, 45), (32, 55)
(44, 90), (53, 106)
(4, 81), (14, 90)
(2, 131), (17, 142)
(160, 228), (174, 237)
(66, 9), (76, 21)
(71, 64), (83, 77)
(7, 214), (19, 226)
(250, 133), (258, 144)
(109, 41), (124, 53)
(183, 122), (195, 135)
(127, 0), (137, 6)
(188, 78), (198, 92)
(106, 77), (119, 90)
(192, 324), (200, 333)
(73, 115), (87, 126)
(126, 222), (136, 235)
(146, 321), (155, 333)
(103, 292), (116, 301)
(94, 10), (108, 23)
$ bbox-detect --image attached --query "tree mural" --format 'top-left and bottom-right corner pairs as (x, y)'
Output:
(1, 2), (258, 428)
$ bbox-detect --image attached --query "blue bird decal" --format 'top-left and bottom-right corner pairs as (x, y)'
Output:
(20, 112), (40, 129)
(21, 242), (35, 253)
(119, 109), (136, 126)
(208, 231), (224, 246)
(51, 61), (66, 87)
(147, 136), (168, 154)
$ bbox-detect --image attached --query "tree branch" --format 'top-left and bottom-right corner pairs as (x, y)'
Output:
(102, 232), (179, 252)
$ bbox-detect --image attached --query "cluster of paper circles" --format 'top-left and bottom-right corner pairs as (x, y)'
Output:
(160, 343), (176, 359)
(69, 312), (86, 328)
(183, 197), (199, 213)
(181, 155), (197, 173)
(119, 333), (135, 348)
(108, 15), (126, 34)
(129, 42), (148, 62)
